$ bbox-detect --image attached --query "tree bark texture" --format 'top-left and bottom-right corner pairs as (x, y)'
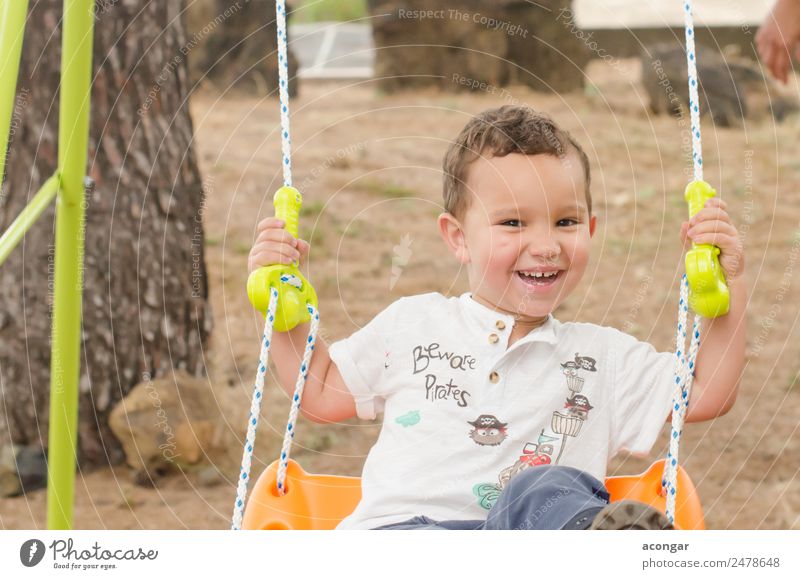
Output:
(368, 0), (589, 93)
(187, 0), (299, 96)
(0, 0), (212, 466)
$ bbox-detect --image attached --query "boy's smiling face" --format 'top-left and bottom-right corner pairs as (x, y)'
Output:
(439, 151), (596, 325)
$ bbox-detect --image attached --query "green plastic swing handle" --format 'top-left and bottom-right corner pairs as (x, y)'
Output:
(684, 180), (729, 318)
(247, 186), (318, 331)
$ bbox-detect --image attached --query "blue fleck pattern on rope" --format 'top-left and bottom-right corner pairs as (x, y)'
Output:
(229, 1), (313, 529)
(658, 0), (705, 525)
(275, 304), (320, 493)
(682, 0), (703, 182)
(276, 0), (292, 187)
(662, 276), (702, 524)
(231, 287), (279, 530)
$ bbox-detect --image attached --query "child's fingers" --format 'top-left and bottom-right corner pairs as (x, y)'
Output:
(686, 230), (739, 250)
(251, 243), (300, 262)
(680, 222), (692, 250)
(256, 226), (298, 247)
(769, 47), (787, 83)
(772, 43), (790, 83)
(687, 219), (738, 239)
(760, 41), (774, 71)
(296, 239), (311, 257)
(249, 246), (300, 269)
(689, 206), (731, 227)
(756, 35), (769, 63)
(764, 41), (780, 79)
(702, 197), (727, 210)
(256, 217), (286, 232)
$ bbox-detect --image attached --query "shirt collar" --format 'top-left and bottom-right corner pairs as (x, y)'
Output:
(458, 292), (559, 346)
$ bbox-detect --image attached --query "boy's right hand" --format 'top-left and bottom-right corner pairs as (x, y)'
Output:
(248, 218), (311, 275)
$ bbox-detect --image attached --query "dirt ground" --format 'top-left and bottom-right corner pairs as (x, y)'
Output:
(2, 58), (799, 529)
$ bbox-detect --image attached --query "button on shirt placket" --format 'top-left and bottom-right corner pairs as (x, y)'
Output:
(487, 319), (510, 394)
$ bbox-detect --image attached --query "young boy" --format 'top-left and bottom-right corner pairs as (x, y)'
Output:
(248, 106), (746, 530)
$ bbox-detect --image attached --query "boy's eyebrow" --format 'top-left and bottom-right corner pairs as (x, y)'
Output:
(489, 202), (588, 218)
(560, 202), (589, 214)
(488, 208), (521, 218)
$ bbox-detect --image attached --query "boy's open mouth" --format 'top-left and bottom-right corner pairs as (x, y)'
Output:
(516, 269), (562, 288)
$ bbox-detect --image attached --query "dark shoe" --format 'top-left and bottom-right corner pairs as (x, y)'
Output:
(589, 500), (674, 530)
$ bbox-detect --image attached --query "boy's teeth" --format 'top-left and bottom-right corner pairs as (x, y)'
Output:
(520, 271), (557, 278)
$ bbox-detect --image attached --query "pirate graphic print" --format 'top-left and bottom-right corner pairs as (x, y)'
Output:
(467, 414), (509, 446)
(473, 353), (597, 510)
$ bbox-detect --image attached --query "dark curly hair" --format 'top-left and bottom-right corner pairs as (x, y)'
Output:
(442, 105), (591, 219)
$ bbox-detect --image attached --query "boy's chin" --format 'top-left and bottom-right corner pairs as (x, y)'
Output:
(493, 295), (555, 319)
(515, 301), (555, 318)
(472, 288), (558, 318)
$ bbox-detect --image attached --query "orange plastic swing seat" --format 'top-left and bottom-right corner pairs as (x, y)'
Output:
(242, 458), (705, 530)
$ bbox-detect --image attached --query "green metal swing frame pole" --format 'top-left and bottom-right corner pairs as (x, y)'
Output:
(0, 0), (29, 186)
(48, 0), (94, 531)
(0, 0), (94, 530)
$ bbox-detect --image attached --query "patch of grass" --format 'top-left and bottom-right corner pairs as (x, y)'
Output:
(292, 0), (367, 23)
(120, 491), (138, 510)
(606, 237), (630, 255)
(233, 242), (252, 256)
(637, 186), (656, 200)
(304, 431), (337, 453)
(337, 221), (363, 238)
(359, 179), (416, 199)
(786, 372), (799, 392)
(206, 237), (221, 247)
(308, 227), (327, 247)
(318, 275), (338, 293)
(301, 200), (326, 218)
(668, 194), (686, 210)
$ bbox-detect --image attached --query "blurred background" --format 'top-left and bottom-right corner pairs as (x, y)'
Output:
(1, 0), (798, 529)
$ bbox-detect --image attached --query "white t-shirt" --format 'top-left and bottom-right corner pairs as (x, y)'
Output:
(328, 292), (676, 530)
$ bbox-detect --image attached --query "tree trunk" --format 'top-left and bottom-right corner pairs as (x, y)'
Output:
(187, 0), (299, 96)
(0, 1), (212, 467)
(368, 0), (589, 94)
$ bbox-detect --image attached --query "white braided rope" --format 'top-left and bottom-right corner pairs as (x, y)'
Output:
(231, 287), (279, 530)
(662, 276), (702, 523)
(276, 0), (292, 187)
(276, 303), (320, 494)
(657, 0), (706, 525)
(682, 0), (703, 181)
(229, 2), (313, 526)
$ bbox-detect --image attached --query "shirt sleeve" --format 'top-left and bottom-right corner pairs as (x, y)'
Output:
(610, 328), (677, 456)
(328, 298), (406, 421)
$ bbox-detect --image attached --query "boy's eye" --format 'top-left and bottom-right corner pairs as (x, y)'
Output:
(557, 218), (579, 227)
(501, 220), (522, 227)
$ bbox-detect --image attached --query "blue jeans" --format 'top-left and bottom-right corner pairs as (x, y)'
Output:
(374, 466), (610, 530)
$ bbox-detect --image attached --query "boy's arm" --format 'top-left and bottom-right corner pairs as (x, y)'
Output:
(679, 197), (746, 422)
(270, 321), (357, 424)
(685, 277), (746, 422)
(248, 217), (356, 424)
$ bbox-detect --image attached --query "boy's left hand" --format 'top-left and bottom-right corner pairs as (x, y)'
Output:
(680, 197), (745, 281)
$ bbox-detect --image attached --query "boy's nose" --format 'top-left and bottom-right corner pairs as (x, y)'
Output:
(525, 233), (560, 260)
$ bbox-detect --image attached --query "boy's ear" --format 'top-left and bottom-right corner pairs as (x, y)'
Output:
(589, 214), (597, 237)
(438, 212), (470, 264)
